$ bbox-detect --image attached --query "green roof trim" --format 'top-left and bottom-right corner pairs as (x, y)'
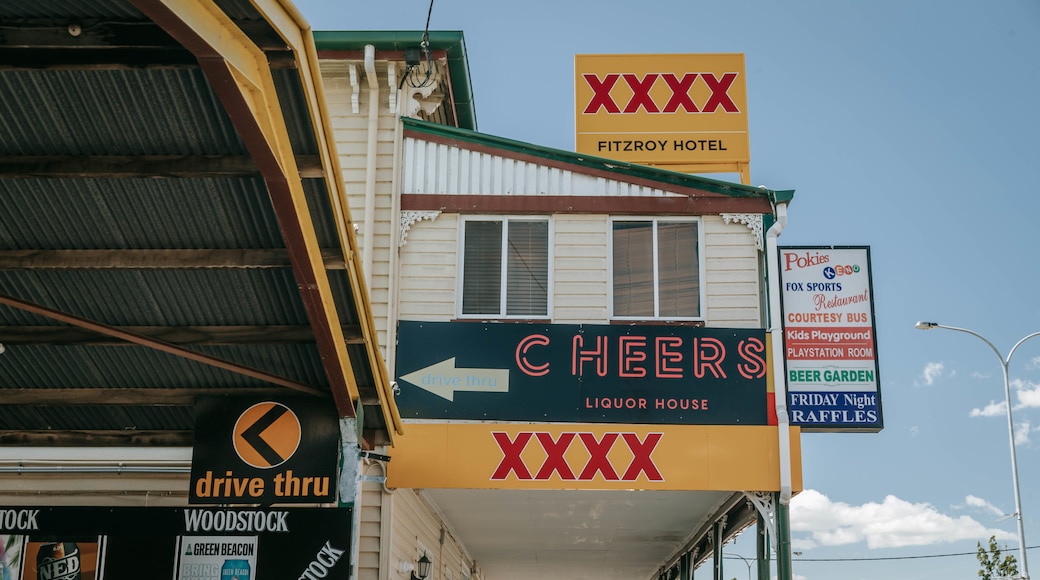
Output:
(312, 30), (477, 131)
(402, 117), (794, 202)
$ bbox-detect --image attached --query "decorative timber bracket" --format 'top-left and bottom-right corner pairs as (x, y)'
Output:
(722, 213), (764, 252)
(400, 210), (441, 247)
(744, 491), (778, 545)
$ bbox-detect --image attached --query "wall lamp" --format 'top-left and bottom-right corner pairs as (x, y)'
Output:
(399, 552), (432, 580)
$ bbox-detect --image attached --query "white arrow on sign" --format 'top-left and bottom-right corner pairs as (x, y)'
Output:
(399, 358), (510, 402)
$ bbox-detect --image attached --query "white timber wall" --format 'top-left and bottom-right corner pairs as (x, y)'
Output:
(320, 56), (405, 580)
(320, 59), (398, 352)
(398, 136), (764, 327)
(703, 217), (762, 326)
(552, 214), (609, 323)
(389, 489), (484, 580)
(398, 212), (459, 322)
(320, 57), (481, 580)
(398, 213), (761, 327)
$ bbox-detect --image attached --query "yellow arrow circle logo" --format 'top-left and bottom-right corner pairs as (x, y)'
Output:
(232, 402), (302, 469)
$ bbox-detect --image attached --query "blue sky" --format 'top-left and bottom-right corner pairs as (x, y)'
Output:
(295, 1), (1040, 578)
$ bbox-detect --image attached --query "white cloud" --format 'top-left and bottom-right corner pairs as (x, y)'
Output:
(790, 489), (1015, 550)
(958, 495), (1004, 517)
(1013, 379), (1040, 409)
(919, 361), (944, 386)
(1027, 355), (1040, 370)
(1014, 420), (1033, 446)
(970, 400), (1006, 418)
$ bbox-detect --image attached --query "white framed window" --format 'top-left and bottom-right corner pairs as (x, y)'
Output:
(610, 217), (704, 320)
(458, 216), (551, 318)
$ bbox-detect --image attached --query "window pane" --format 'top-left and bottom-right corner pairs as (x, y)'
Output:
(657, 221), (699, 317)
(612, 221), (655, 317)
(462, 221), (502, 315)
(506, 221), (549, 316)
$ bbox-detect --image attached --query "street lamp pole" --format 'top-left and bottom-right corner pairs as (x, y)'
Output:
(915, 321), (1037, 580)
(722, 553), (753, 580)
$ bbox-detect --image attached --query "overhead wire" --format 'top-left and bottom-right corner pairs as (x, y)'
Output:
(402, 0), (437, 90)
(792, 544), (1040, 562)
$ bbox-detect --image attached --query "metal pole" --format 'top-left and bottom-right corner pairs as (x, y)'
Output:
(722, 553), (752, 580)
(776, 497), (793, 580)
(915, 322), (1037, 580)
(757, 511), (770, 580)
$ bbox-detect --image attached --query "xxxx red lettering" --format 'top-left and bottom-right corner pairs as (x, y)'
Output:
(583, 73), (621, 114)
(581, 72), (741, 115)
(621, 433), (664, 481)
(491, 432), (533, 480)
(490, 431), (664, 482)
(661, 73), (699, 113)
(701, 73), (739, 112)
(579, 432), (620, 481)
(622, 73), (660, 113)
(534, 432), (576, 480)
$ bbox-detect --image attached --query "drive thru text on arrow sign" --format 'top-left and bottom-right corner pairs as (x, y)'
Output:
(399, 358), (510, 401)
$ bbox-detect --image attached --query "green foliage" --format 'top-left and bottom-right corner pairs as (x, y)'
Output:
(977, 535), (1018, 580)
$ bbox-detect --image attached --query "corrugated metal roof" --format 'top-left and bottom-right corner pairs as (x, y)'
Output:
(0, 0), (143, 20)
(0, 69), (244, 155)
(0, 0), (398, 447)
(0, 270), (309, 325)
(0, 178), (283, 249)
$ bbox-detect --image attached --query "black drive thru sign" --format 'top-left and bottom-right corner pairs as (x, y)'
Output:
(190, 396), (340, 505)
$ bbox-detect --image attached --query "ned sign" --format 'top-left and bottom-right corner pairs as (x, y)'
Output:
(778, 246), (883, 432)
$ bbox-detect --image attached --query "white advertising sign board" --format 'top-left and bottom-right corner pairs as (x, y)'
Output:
(778, 246), (883, 432)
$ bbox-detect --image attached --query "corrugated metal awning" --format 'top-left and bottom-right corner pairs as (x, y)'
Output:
(0, 0), (401, 447)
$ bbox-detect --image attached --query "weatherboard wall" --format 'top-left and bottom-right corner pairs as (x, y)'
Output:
(397, 212), (760, 327)
(319, 57), (397, 580)
(358, 478), (384, 580)
(389, 488), (482, 580)
(319, 54), (481, 580)
(320, 59), (398, 353)
(397, 136), (763, 328)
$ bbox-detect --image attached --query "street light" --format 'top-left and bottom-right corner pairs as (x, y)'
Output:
(722, 553), (753, 580)
(915, 321), (1037, 580)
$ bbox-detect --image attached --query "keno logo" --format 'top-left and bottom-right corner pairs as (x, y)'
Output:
(582, 73), (740, 114)
(491, 432), (663, 482)
(823, 264), (861, 279)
